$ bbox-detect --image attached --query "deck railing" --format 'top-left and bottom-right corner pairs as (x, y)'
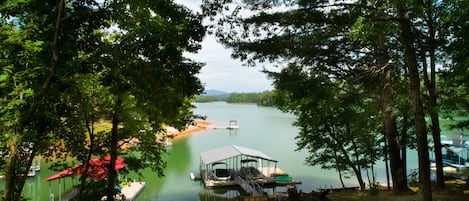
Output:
(237, 176), (264, 196)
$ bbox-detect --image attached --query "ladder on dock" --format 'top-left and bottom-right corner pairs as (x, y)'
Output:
(237, 176), (264, 196)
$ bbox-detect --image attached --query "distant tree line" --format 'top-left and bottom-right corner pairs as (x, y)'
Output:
(195, 91), (275, 106)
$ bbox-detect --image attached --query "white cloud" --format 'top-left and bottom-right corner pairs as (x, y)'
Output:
(176, 0), (274, 93)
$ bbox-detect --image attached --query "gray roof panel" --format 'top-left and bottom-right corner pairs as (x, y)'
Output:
(200, 145), (277, 165)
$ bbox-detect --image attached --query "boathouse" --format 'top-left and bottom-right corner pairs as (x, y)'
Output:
(198, 144), (299, 194)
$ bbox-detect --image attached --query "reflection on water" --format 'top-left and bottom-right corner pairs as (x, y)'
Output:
(199, 186), (284, 201)
(199, 187), (241, 201)
(167, 137), (192, 174)
(134, 136), (194, 201)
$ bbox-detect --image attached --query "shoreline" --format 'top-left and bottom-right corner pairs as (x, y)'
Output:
(163, 120), (211, 140)
(122, 121), (211, 149)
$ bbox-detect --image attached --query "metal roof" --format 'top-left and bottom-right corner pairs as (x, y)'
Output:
(200, 145), (277, 165)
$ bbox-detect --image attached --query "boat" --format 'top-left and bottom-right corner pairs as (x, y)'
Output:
(157, 140), (173, 147)
(212, 162), (231, 181)
(27, 167), (36, 177)
(226, 120), (239, 129)
(442, 148), (469, 169)
(26, 155), (41, 177)
(432, 144), (469, 170)
(273, 172), (293, 183)
(429, 134), (469, 170)
(240, 159), (260, 179)
(156, 135), (173, 147)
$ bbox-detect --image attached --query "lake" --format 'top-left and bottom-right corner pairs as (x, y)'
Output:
(4, 102), (425, 200)
(134, 102), (364, 201)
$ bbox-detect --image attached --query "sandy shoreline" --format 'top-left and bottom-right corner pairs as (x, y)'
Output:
(163, 120), (211, 139)
(122, 121), (210, 149)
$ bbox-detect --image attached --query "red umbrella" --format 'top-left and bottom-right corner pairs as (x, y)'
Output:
(44, 167), (77, 181)
(45, 155), (126, 181)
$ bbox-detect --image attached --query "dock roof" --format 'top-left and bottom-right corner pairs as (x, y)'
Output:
(200, 145), (277, 165)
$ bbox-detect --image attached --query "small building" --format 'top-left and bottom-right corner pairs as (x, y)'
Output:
(197, 144), (299, 197)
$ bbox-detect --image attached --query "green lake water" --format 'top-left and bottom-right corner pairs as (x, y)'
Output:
(3, 102), (465, 200)
(134, 102), (358, 201)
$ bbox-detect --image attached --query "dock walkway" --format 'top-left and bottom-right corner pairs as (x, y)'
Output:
(121, 182), (146, 201)
(100, 182), (146, 201)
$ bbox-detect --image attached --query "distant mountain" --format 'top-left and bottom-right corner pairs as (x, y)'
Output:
(202, 89), (229, 96)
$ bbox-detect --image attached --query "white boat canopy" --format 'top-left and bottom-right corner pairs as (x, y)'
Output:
(200, 145), (278, 165)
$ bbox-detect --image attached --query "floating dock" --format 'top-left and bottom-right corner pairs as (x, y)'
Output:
(121, 182), (146, 201)
(197, 120), (239, 130)
(193, 145), (301, 200)
(100, 182), (146, 201)
(196, 167), (301, 188)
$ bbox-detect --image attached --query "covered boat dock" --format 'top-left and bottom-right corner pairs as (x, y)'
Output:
(197, 145), (300, 196)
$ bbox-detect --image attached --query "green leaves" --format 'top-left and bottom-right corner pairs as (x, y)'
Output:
(0, 72), (10, 88)
(349, 16), (365, 41)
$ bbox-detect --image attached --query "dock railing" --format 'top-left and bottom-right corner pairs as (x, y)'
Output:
(237, 176), (264, 196)
(250, 179), (264, 196)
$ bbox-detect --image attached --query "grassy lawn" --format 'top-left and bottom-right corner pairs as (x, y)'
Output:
(322, 181), (469, 201)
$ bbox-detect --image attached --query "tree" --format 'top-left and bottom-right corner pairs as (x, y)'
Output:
(201, 0), (411, 192)
(46, 73), (114, 200)
(227, 92), (259, 103)
(1, 0), (205, 200)
(439, 0), (469, 129)
(98, 1), (205, 199)
(395, 1), (432, 199)
(257, 90), (275, 106)
(269, 64), (382, 190)
(439, 0), (469, 189)
(0, 0), (114, 199)
(0, 1), (69, 199)
(353, 3), (410, 192)
(407, 0), (451, 188)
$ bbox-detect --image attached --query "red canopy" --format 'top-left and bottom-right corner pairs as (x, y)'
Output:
(45, 155), (126, 181)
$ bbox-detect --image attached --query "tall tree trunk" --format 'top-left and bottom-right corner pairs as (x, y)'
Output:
(397, 4), (432, 201)
(422, 47), (443, 188)
(352, 140), (365, 190)
(4, 141), (36, 201)
(3, 141), (20, 201)
(334, 149), (346, 188)
(384, 138), (391, 190)
(330, 130), (365, 190)
(79, 111), (96, 200)
(400, 62), (413, 186)
(422, 0), (444, 189)
(351, 166), (366, 190)
(401, 140), (408, 182)
(376, 20), (408, 192)
(383, 109), (407, 192)
(338, 168), (345, 188)
(401, 112), (409, 184)
(106, 96), (122, 201)
(14, 147), (37, 201)
(3, 1), (65, 199)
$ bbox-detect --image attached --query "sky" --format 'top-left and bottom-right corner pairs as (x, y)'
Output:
(174, 0), (274, 93)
